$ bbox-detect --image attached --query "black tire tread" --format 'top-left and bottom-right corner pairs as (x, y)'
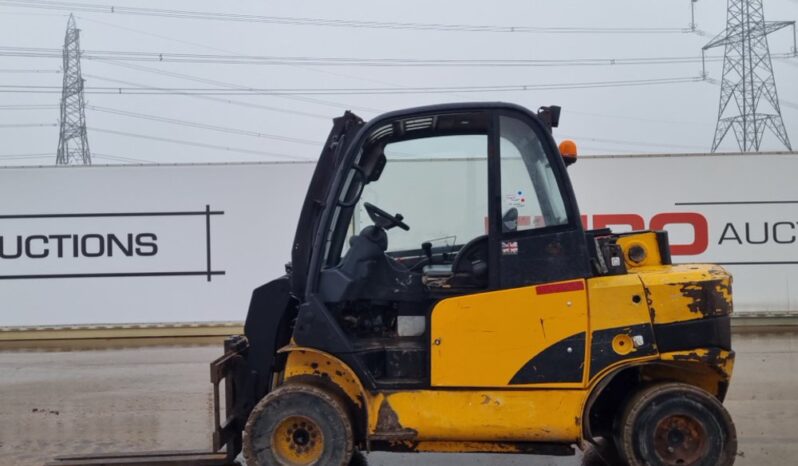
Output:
(617, 382), (737, 466)
(243, 383), (354, 466)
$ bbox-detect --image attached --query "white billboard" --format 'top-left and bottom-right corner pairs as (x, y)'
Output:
(0, 152), (795, 326)
(0, 163), (314, 326)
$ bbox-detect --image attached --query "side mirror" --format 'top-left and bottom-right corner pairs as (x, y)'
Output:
(559, 140), (578, 166)
(537, 105), (561, 132)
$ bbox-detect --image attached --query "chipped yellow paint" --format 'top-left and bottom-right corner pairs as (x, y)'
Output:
(280, 347), (586, 443)
(660, 348), (736, 380)
(637, 264), (733, 325)
(584, 273), (660, 380)
(369, 390), (584, 442)
(388, 440), (565, 453)
(616, 232), (663, 268)
(406, 441), (532, 453)
(430, 280), (588, 387)
(587, 273), (652, 331)
(279, 346), (367, 409)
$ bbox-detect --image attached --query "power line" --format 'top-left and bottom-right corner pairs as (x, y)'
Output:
(579, 146), (641, 154)
(566, 109), (713, 127)
(94, 59), (382, 113)
(0, 76), (705, 95)
(0, 68), (60, 73)
(0, 104), (59, 110)
(0, 10), (66, 18)
(81, 73), (334, 120)
(88, 127), (311, 160)
(75, 15), (394, 112)
(0, 152), (54, 159)
(0, 153), (149, 163)
(78, 14), (232, 54)
(0, 123), (57, 128)
(563, 134), (708, 151)
(92, 152), (156, 163)
(85, 104), (322, 146)
(6, 45), (797, 67)
(0, 0), (693, 34)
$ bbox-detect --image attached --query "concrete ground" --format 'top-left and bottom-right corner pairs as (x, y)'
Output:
(0, 331), (795, 466)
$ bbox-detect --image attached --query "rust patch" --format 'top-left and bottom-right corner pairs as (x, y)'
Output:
(375, 399), (418, 438)
(678, 279), (732, 317)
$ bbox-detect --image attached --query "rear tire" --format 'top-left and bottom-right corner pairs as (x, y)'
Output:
(243, 384), (354, 466)
(616, 383), (737, 466)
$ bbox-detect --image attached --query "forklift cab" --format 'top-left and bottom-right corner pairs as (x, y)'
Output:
(322, 107), (586, 295)
(290, 103), (591, 389)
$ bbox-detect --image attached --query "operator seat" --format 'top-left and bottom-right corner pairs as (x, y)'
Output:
(319, 226), (388, 303)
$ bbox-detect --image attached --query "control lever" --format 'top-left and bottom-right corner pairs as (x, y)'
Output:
(422, 242), (433, 266)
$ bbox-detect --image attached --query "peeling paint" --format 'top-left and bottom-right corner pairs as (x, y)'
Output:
(375, 400), (418, 438)
(678, 279), (733, 317)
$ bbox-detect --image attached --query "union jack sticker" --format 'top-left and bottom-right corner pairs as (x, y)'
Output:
(502, 240), (518, 255)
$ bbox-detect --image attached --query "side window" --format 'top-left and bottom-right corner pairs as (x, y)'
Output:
(499, 116), (568, 232)
(352, 134), (489, 253)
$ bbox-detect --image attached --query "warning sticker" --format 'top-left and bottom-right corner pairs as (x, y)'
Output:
(505, 190), (526, 208)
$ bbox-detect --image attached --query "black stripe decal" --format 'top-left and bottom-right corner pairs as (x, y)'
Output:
(508, 332), (586, 385)
(654, 316), (731, 353)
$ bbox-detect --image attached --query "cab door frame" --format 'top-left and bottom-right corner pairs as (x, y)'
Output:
(487, 109), (591, 290)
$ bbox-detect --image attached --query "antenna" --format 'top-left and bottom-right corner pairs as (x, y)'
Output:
(703, 0), (793, 152)
(56, 14), (91, 165)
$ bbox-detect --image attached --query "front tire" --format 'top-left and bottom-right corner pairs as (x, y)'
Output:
(243, 384), (354, 466)
(617, 383), (737, 466)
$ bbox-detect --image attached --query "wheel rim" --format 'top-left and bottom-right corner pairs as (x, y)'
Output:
(271, 415), (324, 465)
(652, 414), (710, 465)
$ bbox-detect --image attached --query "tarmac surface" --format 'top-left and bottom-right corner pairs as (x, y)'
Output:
(0, 330), (795, 466)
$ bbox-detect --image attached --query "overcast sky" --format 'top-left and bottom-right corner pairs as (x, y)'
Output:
(0, 0), (796, 166)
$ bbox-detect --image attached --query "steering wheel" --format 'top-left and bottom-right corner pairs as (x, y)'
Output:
(363, 202), (410, 231)
(452, 235), (488, 275)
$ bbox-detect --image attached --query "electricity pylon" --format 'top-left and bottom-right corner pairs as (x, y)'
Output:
(56, 14), (91, 165)
(703, 0), (795, 152)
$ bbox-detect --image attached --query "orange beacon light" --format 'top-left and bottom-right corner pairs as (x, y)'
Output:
(559, 139), (578, 166)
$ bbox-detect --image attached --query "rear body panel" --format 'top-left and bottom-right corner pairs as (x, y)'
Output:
(640, 264), (734, 325)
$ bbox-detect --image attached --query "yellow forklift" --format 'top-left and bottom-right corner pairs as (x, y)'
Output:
(49, 103), (736, 466)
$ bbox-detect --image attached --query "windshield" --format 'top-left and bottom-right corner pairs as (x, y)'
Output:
(352, 134), (489, 254)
